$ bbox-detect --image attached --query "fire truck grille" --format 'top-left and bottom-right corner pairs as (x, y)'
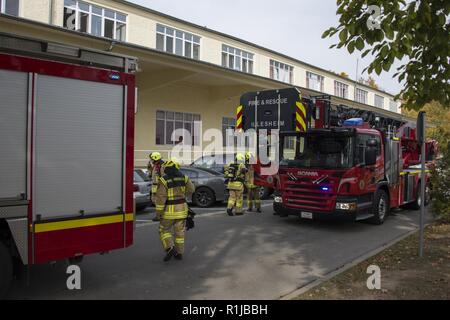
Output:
(283, 182), (335, 211)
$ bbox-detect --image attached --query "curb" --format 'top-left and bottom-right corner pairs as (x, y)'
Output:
(279, 227), (420, 300)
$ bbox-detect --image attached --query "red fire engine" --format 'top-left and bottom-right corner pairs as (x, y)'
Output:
(0, 34), (137, 297)
(237, 88), (437, 224)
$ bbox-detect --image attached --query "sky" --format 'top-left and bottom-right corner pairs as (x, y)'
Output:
(129, 0), (403, 95)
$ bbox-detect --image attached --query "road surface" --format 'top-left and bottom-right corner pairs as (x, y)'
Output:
(8, 201), (429, 299)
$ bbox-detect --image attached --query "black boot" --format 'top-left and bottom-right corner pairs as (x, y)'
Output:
(163, 247), (175, 262)
(247, 208), (253, 212)
(227, 208), (233, 216)
(174, 253), (183, 260)
(256, 208), (262, 213)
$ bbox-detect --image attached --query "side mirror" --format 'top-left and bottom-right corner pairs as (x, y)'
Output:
(365, 139), (378, 166)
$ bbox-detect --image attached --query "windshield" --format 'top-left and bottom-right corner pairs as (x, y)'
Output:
(280, 134), (354, 169)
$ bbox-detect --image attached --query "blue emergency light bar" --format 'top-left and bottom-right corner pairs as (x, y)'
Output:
(343, 118), (364, 126)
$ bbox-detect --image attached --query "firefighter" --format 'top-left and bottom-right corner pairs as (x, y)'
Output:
(154, 159), (195, 262)
(224, 153), (247, 216)
(245, 152), (261, 213)
(148, 152), (164, 221)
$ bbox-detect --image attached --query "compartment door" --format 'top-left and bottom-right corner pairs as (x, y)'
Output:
(0, 70), (28, 202)
(34, 75), (124, 220)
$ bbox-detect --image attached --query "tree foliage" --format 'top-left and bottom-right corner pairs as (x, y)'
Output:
(323, 0), (450, 110)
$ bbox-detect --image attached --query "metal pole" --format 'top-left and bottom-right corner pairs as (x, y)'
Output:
(419, 115), (426, 258)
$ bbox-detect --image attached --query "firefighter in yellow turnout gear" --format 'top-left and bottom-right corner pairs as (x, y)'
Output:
(154, 159), (195, 261)
(148, 152), (164, 221)
(224, 153), (247, 216)
(245, 152), (261, 213)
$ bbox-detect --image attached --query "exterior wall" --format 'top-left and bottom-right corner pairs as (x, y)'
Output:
(22, 0), (51, 24)
(134, 81), (240, 167)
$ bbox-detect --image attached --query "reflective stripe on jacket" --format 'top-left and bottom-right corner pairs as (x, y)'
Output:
(154, 174), (195, 220)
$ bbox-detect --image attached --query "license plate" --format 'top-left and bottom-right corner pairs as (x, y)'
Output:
(301, 211), (313, 219)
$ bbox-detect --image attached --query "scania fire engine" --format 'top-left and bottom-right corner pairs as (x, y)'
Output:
(0, 33), (137, 297)
(237, 88), (437, 224)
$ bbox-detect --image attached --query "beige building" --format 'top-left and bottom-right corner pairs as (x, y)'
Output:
(1, 0), (404, 167)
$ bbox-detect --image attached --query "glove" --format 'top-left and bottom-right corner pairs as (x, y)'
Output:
(186, 207), (196, 231)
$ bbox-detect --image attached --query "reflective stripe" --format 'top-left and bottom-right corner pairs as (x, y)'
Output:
(161, 233), (172, 241)
(175, 238), (185, 244)
(34, 213), (134, 233)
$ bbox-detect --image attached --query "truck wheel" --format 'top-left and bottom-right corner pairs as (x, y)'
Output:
(259, 187), (272, 200)
(368, 190), (389, 225)
(273, 203), (288, 217)
(410, 182), (430, 210)
(193, 187), (215, 208)
(0, 241), (13, 299)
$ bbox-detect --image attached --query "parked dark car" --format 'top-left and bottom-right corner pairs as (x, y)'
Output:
(190, 153), (273, 199)
(180, 167), (228, 208)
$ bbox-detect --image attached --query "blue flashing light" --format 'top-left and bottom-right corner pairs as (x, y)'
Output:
(321, 187), (330, 192)
(343, 118), (364, 126)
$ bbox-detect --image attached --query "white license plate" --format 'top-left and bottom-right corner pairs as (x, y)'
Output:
(301, 211), (313, 219)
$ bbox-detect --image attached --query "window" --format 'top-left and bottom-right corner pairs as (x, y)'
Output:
(156, 110), (201, 146)
(355, 88), (368, 104)
(156, 24), (200, 60)
(63, 0), (127, 41)
(334, 81), (349, 99)
(1, 0), (19, 16)
(375, 94), (384, 108)
(355, 134), (381, 165)
(270, 60), (293, 84)
(389, 99), (398, 112)
(222, 117), (236, 146)
(306, 72), (324, 92)
(222, 45), (254, 73)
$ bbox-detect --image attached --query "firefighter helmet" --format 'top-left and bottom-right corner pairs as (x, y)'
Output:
(163, 159), (181, 170)
(150, 152), (162, 161)
(236, 153), (245, 162)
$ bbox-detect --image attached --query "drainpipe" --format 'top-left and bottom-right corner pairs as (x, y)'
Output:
(49, 0), (54, 25)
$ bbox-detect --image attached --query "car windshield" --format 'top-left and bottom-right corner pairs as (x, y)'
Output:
(281, 134), (354, 169)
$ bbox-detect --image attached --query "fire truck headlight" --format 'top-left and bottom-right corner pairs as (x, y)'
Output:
(335, 202), (357, 211)
(274, 196), (283, 203)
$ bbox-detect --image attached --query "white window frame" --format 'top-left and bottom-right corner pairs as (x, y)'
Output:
(222, 44), (254, 74)
(355, 88), (368, 104)
(156, 24), (201, 60)
(270, 60), (294, 84)
(334, 81), (349, 99)
(156, 110), (201, 146)
(306, 71), (324, 92)
(1, 0), (19, 16)
(375, 94), (385, 108)
(389, 99), (398, 112)
(63, 0), (127, 41)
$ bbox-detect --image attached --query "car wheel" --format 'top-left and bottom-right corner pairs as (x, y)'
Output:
(368, 189), (389, 225)
(193, 187), (215, 208)
(0, 241), (13, 299)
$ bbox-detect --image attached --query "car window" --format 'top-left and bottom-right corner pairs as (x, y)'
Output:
(134, 171), (144, 182)
(181, 169), (198, 179)
(135, 169), (149, 181)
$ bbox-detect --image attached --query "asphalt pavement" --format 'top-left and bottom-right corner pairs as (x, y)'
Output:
(7, 201), (430, 299)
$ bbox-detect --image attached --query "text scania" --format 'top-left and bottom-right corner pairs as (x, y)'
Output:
(297, 171), (319, 177)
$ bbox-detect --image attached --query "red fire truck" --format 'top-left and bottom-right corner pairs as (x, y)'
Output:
(237, 88), (437, 224)
(0, 34), (137, 296)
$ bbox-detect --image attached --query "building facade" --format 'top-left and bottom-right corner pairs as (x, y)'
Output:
(1, 0), (402, 166)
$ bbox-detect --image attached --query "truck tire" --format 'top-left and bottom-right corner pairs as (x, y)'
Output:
(410, 182), (430, 210)
(368, 189), (389, 225)
(0, 241), (13, 299)
(273, 203), (288, 217)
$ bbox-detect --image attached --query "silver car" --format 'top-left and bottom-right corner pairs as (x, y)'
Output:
(134, 169), (151, 212)
(180, 167), (228, 208)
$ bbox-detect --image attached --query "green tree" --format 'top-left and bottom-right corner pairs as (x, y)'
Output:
(322, 0), (450, 110)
